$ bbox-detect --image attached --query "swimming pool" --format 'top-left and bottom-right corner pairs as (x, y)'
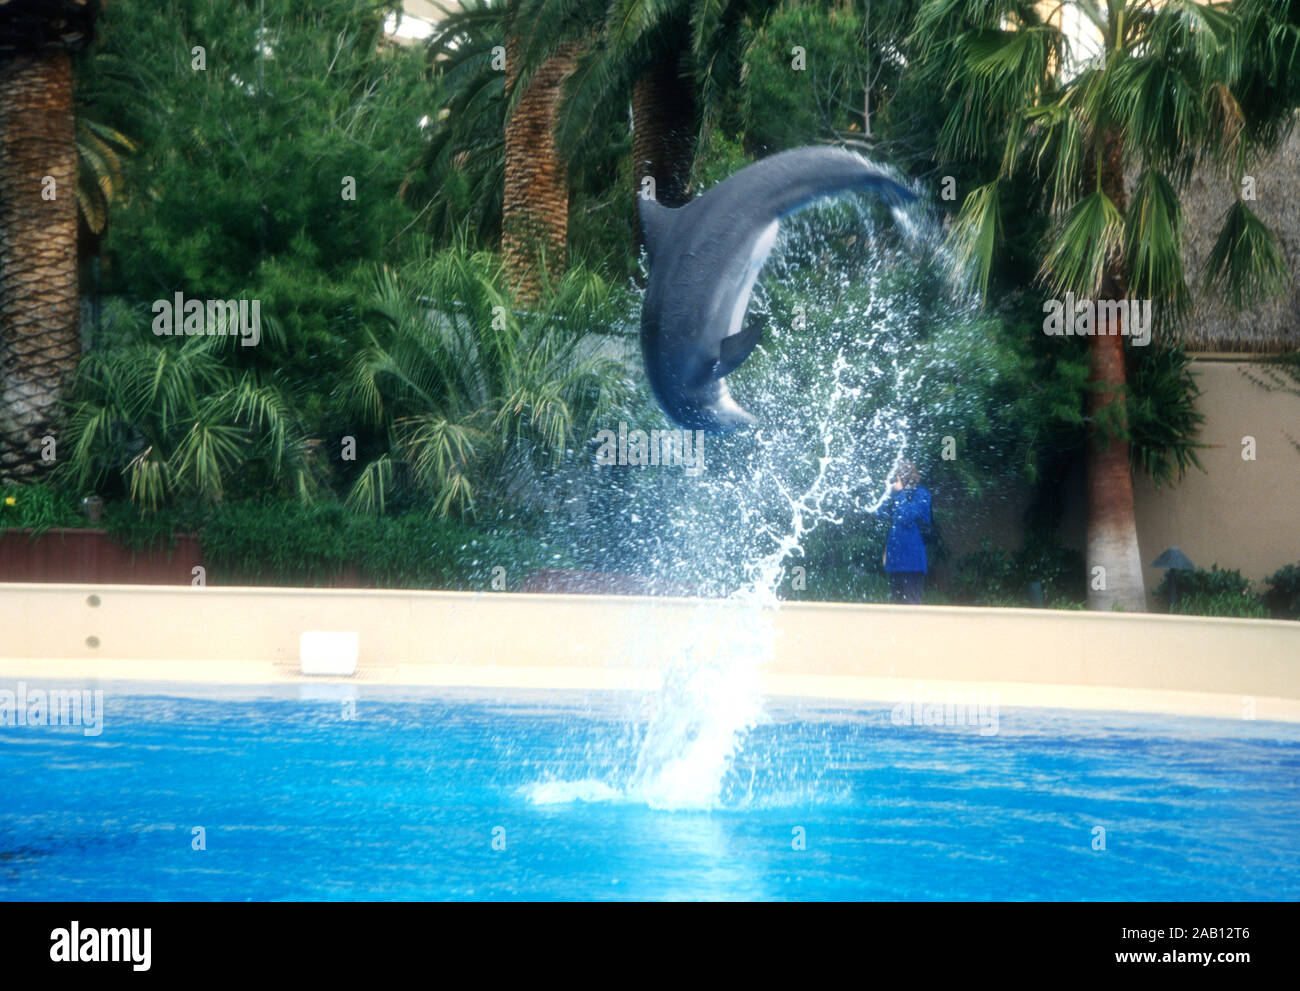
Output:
(2, 683), (1297, 900)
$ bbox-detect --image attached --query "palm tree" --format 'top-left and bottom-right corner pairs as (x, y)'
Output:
(427, 1), (806, 286)
(909, 0), (1299, 611)
(501, 30), (579, 302)
(535, 0), (772, 204)
(425, 0), (580, 301)
(463, 0), (773, 260)
(60, 330), (319, 511)
(629, 46), (696, 206)
(0, 0), (101, 482)
(347, 246), (631, 516)
(531, 1), (704, 208)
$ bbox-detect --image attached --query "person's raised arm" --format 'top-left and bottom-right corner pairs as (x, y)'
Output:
(892, 488), (930, 526)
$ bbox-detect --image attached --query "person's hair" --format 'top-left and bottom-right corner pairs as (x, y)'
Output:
(893, 460), (920, 488)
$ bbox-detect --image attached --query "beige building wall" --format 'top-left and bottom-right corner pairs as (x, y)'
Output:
(1132, 357), (1300, 592)
(934, 358), (1298, 597)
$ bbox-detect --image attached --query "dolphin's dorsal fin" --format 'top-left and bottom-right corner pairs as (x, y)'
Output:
(638, 196), (678, 266)
(713, 312), (767, 380)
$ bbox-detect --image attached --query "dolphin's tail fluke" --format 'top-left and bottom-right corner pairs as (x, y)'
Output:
(638, 196), (684, 268)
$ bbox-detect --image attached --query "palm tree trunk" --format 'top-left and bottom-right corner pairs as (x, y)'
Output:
(631, 51), (696, 209)
(1085, 330), (1148, 611)
(0, 52), (81, 482)
(1087, 130), (1147, 612)
(502, 37), (576, 305)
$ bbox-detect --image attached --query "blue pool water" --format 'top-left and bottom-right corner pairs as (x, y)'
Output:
(2, 683), (1298, 900)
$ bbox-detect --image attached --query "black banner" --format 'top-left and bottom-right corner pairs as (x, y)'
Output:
(0, 901), (1288, 978)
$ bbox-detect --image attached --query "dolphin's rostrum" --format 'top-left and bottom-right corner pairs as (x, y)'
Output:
(638, 146), (915, 433)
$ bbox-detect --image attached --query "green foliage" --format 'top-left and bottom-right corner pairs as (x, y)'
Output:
(0, 484), (84, 537)
(949, 540), (1019, 604)
(80, 0), (431, 401)
(738, 3), (894, 154)
(565, 143), (638, 278)
(1126, 342), (1207, 487)
(1125, 170), (1190, 319)
(949, 536), (1084, 606)
(406, 0), (508, 250)
(196, 498), (568, 588)
(347, 245), (635, 517)
(1263, 563), (1300, 620)
(782, 516), (888, 603)
(1202, 199), (1291, 311)
(689, 131), (753, 192)
(750, 212), (1091, 501)
(1154, 564), (1269, 618)
(102, 499), (207, 553)
(1014, 535), (1086, 605)
(687, 0), (927, 173)
(1038, 191), (1126, 300)
(1179, 591), (1270, 619)
(905, 0), (1300, 315)
(59, 332), (320, 510)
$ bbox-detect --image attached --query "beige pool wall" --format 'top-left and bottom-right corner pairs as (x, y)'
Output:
(1, 582), (1296, 722)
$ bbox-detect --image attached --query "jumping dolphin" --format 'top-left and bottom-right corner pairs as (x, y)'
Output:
(638, 146), (915, 432)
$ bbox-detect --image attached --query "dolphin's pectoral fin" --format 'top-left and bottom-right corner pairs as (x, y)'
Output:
(712, 312), (768, 381)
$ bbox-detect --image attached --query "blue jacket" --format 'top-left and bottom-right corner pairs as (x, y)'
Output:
(877, 487), (931, 574)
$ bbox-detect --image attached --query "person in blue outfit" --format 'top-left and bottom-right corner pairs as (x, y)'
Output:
(875, 460), (931, 605)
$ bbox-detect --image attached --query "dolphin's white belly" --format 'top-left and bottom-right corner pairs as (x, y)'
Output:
(724, 220), (779, 341)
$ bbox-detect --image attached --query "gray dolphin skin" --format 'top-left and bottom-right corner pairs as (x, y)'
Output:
(638, 146), (916, 433)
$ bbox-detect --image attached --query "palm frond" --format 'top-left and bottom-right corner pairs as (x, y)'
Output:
(345, 455), (397, 516)
(1039, 190), (1125, 298)
(1201, 198), (1289, 310)
(1125, 169), (1189, 317)
(75, 116), (136, 234)
(946, 180), (1003, 297)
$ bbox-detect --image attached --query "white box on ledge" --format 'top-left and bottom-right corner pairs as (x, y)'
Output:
(299, 631), (359, 676)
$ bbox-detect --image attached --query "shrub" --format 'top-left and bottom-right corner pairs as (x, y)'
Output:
(102, 499), (206, 554)
(783, 518), (888, 603)
(1014, 537), (1086, 606)
(786, 565), (891, 604)
(1263, 563), (1300, 620)
(195, 498), (569, 589)
(346, 248), (634, 518)
(948, 536), (1085, 607)
(0, 483), (84, 536)
(1154, 564), (1269, 618)
(1126, 342), (1207, 487)
(60, 334), (320, 511)
(949, 540), (1020, 604)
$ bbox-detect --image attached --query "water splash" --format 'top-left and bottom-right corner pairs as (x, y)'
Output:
(524, 368), (914, 809)
(523, 192), (966, 810)
(616, 348), (911, 809)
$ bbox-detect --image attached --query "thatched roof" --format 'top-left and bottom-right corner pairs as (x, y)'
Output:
(1176, 126), (1300, 354)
